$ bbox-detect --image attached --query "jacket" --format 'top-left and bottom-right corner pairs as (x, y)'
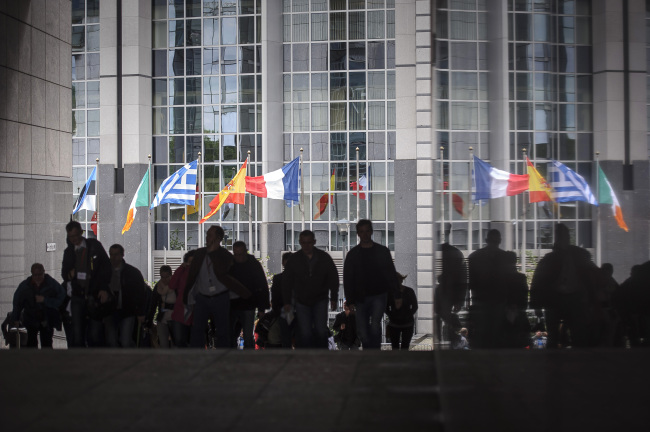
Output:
(61, 237), (111, 298)
(113, 261), (148, 317)
(184, 246), (251, 304)
(230, 254), (270, 311)
(282, 247), (339, 307)
(11, 274), (65, 329)
(170, 264), (192, 325)
(386, 286), (418, 327)
(343, 242), (399, 305)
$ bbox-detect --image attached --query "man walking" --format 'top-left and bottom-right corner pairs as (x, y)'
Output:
(230, 241), (270, 348)
(61, 220), (111, 347)
(104, 244), (148, 348)
(344, 219), (399, 349)
(184, 225), (250, 348)
(283, 230), (339, 348)
(11, 263), (65, 348)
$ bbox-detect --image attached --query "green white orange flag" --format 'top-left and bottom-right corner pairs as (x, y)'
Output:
(122, 168), (150, 234)
(598, 165), (629, 232)
(526, 157), (553, 203)
(200, 159), (248, 224)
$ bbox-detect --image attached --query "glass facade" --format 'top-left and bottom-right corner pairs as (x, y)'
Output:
(71, 0), (101, 237)
(282, 0), (397, 251)
(152, 0), (262, 250)
(436, 0), (594, 251)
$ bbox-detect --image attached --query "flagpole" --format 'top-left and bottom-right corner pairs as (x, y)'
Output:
(440, 146), (445, 243)
(521, 148), (527, 275)
(356, 146), (360, 222)
(147, 154), (153, 282)
(468, 147), (473, 253)
(300, 148), (305, 231)
(595, 151), (601, 266)
(247, 151), (253, 252)
(95, 158), (100, 241)
(197, 152), (202, 249)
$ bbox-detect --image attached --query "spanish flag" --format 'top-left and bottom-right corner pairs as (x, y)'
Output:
(526, 157), (552, 203)
(122, 168), (150, 234)
(314, 169), (335, 220)
(199, 159), (248, 224)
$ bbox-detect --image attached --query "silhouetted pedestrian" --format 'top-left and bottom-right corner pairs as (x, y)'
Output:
(282, 230), (339, 349)
(530, 223), (605, 348)
(343, 219), (399, 349)
(11, 263), (65, 348)
(386, 273), (418, 350)
(61, 220), (111, 347)
(434, 228), (467, 343)
(467, 229), (510, 348)
(230, 241), (270, 349)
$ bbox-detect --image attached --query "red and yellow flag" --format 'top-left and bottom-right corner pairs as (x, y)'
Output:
(526, 157), (552, 203)
(200, 159), (248, 224)
(314, 169), (336, 220)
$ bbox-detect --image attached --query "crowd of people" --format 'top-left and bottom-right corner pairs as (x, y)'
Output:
(438, 223), (650, 350)
(5, 220), (419, 350)
(8, 219), (648, 351)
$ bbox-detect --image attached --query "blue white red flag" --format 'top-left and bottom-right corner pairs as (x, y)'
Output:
(472, 156), (529, 202)
(246, 157), (300, 204)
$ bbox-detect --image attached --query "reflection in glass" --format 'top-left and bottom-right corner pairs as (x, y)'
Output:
(221, 105), (237, 133)
(221, 46), (237, 73)
(187, 19), (201, 46)
(203, 106), (220, 133)
(222, 17), (237, 45)
(153, 108), (167, 135)
(86, 53), (99, 80)
(170, 107), (184, 134)
(169, 78), (184, 105)
(169, 20), (184, 47)
(204, 18), (219, 45)
(221, 75), (237, 103)
(293, 103), (310, 132)
(186, 107), (201, 133)
(349, 42), (366, 70)
(203, 76), (219, 104)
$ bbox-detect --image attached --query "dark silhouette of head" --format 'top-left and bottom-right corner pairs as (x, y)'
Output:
(554, 223), (571, 249)
(485, 229), (501, 247)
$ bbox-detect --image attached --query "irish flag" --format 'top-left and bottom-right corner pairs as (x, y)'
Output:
(200, 159), (248, 224)
(526, 157), (552, 203)
(122, 168), (150, 234)
(473, 156), (529, 201)
(598, 165), (629, 232)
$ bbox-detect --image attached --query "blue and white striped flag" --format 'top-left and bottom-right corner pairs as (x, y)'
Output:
(72, 166), (96, 214)
(547, 160), (598, 205)
(150, 160), (198, 209)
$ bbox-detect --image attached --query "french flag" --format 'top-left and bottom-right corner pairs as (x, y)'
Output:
(246, 157), (300, 203)
(473, 156), (529, 201)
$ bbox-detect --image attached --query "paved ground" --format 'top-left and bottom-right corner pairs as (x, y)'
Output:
(1, 347), (648, 432)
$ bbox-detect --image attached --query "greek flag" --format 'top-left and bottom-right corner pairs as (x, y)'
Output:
(547, 160), (598, 205)
(150, 160), (198, 209)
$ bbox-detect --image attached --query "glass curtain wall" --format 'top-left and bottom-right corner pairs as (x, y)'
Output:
(152, 0), (262, 250)
(436, 0), (593, 252)
(282, 0), (397, 251)
(436, 0), (489, 250)
(71, 0), (101, 238)
(508, 0), (593, 249)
